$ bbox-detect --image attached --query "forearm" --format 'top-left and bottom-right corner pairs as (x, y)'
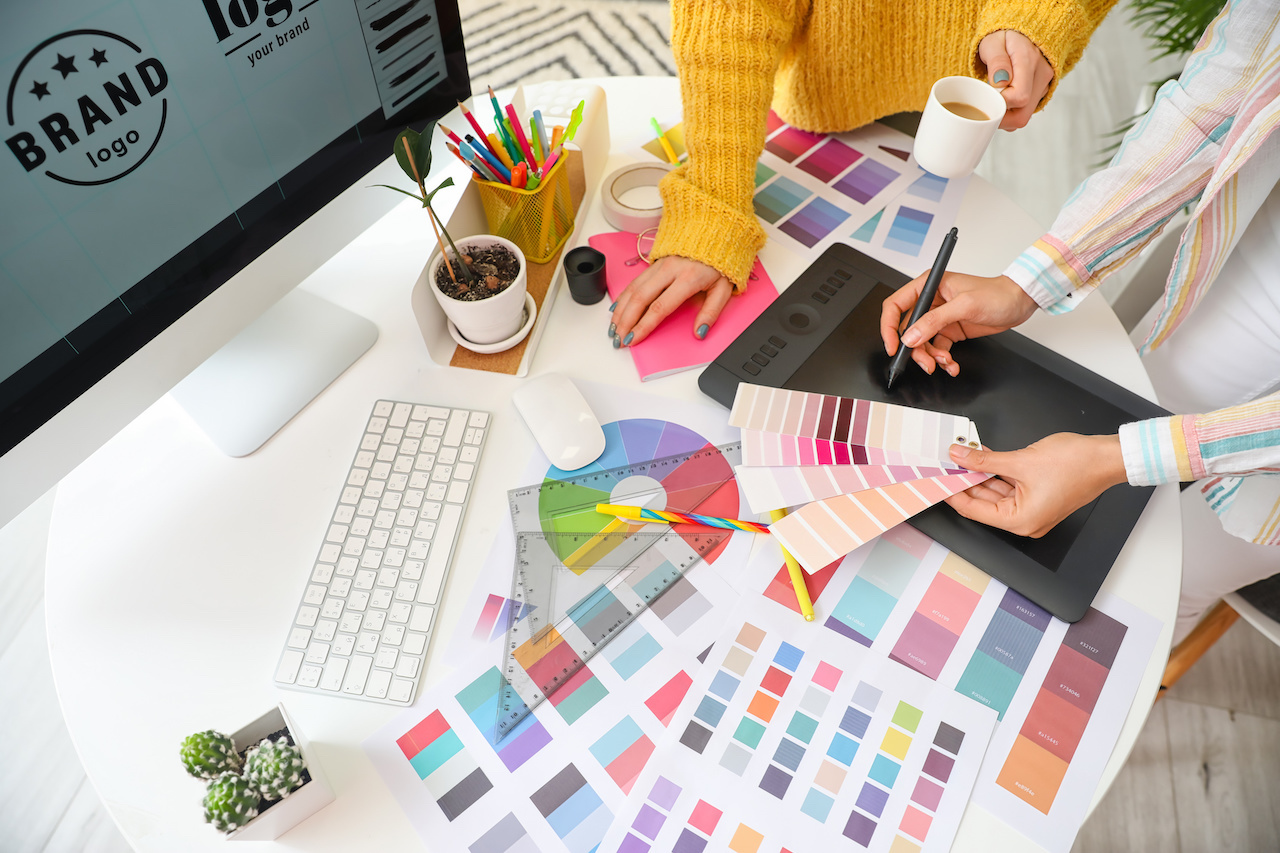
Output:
(652, 0), (800, 289)
(1120, 391), (1280, 485)
(1004, 0), (1264, 313)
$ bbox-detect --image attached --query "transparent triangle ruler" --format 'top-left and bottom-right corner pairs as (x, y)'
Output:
(496, 530), (724, 740)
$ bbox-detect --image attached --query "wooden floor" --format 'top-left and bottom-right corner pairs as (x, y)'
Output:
(3, 4), (1278, 851)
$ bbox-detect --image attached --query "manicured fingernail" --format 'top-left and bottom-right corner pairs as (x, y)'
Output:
(696, 324), (709, 340)
(609, 301), (616, 310)
(992, 69), (1010, 85)
(622, 332), (634, 346)
(902, 329), (921, 347)
(608, 323), (616, 337)
(612, 335), (621, 349)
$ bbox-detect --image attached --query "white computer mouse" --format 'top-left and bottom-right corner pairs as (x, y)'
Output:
(511, 373), (606, 471)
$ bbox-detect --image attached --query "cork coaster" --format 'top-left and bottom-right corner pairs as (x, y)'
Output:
(448, 149), (586, 373)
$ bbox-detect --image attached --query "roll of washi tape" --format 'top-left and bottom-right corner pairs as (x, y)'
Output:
(600, 162), (674, 233)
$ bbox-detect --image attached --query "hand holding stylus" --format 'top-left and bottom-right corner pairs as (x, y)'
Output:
(880, 270), (1038, 378)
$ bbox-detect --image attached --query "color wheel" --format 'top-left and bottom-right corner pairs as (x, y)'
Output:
(536, 419), (740, 564)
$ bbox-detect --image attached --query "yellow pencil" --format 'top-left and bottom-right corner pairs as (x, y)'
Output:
(649, 117), (679, 164)
(488, 133), (516, 171)
(770, 508), (815, 621)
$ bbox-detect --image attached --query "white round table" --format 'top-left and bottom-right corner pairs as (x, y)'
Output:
(45, 77), (1179, 852)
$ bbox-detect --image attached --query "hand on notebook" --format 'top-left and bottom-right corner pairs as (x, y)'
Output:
(880, 272), (1037, 376)
(609, 256), (734, 347)
(944, 434), (1128, 538)
(978, 30), (1056, 131)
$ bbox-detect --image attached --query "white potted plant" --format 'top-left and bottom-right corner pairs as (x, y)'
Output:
(179, 703), (334, 840)
(380, 124), (531, 349)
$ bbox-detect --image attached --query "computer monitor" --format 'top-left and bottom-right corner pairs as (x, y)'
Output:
(1, 0), (471, 526)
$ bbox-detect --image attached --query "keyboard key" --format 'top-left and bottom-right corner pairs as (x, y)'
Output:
(410, 605), (434, 632)
(447, 482), (468, 503)
(298, 665), (322, 688)
(389, 678), (414, 703)
(367, 668), (392, 699)
(287, 628), (311, 649)
(314, 620), (337, 641)
(388, 602), (412, 623)
(363, 610), (386, 632)
(340, 612), (362, 633)
(444, 411), (467, 446)
(332, 634), (355, 656)
(276, 650), (303, 683)
(403, 631), (427, 655)
(296, 606), (319, 627)
(376, 648), (399, 669)
(357, 632), (380, 654)
(304, 642), (329, 664)
(343, 655), (374, 694)
(320, 658), (348, 691)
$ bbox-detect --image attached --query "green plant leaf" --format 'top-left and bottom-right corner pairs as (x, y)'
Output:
(393, 128), (422, 183)
(372, 183), (428, 205)
(415, 120), (437, 179)
(423, 175), (455, 207)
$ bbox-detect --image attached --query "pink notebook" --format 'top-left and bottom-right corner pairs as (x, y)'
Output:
(589, 230), (779, 381)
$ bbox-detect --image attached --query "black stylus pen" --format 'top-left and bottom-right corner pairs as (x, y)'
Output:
(886, 227), (959, 389)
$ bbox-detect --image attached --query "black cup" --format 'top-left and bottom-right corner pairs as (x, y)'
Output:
(563, 246), (608, 305)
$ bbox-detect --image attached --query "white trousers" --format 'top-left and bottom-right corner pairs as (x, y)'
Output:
(1137, 188), (1280, 644)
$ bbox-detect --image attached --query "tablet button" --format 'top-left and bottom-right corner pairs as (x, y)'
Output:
(751, 353), (770, 366)
(813, 292), (830, 304)
(743, 362), (762, 376)
(761, 344), (778, 357)
(768, 336), (787, 349)
(781, 305), (821, 334)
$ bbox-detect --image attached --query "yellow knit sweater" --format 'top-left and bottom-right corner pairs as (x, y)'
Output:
(652, 0), (1116, 289)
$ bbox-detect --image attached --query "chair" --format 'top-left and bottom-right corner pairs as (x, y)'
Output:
(1110, 212), (1280, 694)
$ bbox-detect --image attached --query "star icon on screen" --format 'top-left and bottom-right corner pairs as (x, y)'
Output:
(90, 48), (108, 67)
(30, 80), (50, 99)
(52, 53), (77, 78)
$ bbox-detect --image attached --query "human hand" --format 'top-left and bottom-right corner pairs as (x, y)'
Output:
(944, 434), (1128, 537)
(609, 255), (734, 347)
(880, 272), (1037, 376)
(978, 30), (1054, 130)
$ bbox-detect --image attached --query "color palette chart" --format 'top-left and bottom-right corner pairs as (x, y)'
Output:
(848, 170), (971, 277)
(730, 536), (1160, 853)
(728, 383), (988, 572)
(598, 592), (997, 852)
(365, 559), (741, 853)
(753, 115), (921, 258)
(972, 596), (1158, 853)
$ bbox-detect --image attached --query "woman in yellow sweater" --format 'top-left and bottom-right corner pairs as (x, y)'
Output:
(607, 0), (1116, 347)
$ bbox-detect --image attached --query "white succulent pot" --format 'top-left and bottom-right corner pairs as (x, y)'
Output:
(427, 234), (528, 345)
(222, 704), (335, 841)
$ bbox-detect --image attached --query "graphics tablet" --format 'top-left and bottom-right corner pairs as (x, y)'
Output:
(699, 243), (1169, 622)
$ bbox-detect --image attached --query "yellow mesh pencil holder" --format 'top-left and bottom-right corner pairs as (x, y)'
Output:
(474, 156), (575, 264)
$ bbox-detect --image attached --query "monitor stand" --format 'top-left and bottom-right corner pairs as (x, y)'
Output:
(170, 289), (378, 457)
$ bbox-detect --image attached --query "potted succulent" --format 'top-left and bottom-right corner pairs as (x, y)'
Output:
(180, 704), (334, 840)
(379, 123), (529, 348)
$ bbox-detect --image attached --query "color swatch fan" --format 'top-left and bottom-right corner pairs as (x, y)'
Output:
(729, 383), (990, 571)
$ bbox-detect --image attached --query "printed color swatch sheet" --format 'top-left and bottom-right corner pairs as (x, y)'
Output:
(364, 560), (739, 853)
(599, 568), (998, 853)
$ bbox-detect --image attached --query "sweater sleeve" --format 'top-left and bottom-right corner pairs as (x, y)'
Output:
(650, 0), (800, 291)
(1119, 391), (1280, 486)
(1004, 0), (1266, 313)
(971, 0), (1118, 109)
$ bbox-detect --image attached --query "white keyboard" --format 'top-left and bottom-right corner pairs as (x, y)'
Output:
(273, 399), (489, 705)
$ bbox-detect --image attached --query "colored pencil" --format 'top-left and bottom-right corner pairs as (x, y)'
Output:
(649, 117), (678, 164)
(459, 141), (502, 183)
(550, 125), (564, 152)
(456, 101), (500, 159)
(465, 133), (512, 182)
(530, 117), (543, 162)
(595, 503), (771, 534)
(506, 104), (538, 167)
(437, 122), (463, 147)
(444, 141), (483, 178)
(770, 508), (815, 621)
(498, 116), (525, 166)
(487, 85), (504, 127)
(488, 133), (516, 171)
(533, 109), (551, 162)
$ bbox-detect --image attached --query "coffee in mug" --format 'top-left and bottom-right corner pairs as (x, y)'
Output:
(941, 101), (989, 121)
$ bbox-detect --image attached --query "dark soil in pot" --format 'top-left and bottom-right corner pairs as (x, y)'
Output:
(435, 243), (520, 301)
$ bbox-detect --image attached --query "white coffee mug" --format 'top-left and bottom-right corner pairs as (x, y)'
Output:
(912, 76), (1007, 178)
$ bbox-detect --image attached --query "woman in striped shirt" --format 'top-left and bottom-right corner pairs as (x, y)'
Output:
(881, 0), (1280, 642)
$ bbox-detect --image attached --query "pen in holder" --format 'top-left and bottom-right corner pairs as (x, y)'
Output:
(474, 156), (575, 264)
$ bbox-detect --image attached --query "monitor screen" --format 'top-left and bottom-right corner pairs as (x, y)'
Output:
(1, 0), (470, 524)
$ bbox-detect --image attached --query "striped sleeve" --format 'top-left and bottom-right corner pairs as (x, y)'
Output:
(1119, 392), (1280, 486)
(1004, 0), (1270, 313)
